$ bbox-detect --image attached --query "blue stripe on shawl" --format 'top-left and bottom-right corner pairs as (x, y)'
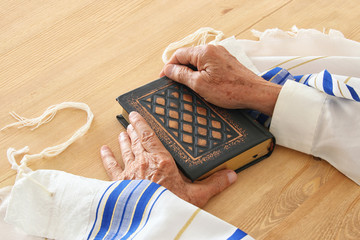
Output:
(303, 74), (312, 86)
(104, 180), (147, 239)
(130, 188), (167, 239)
(347, 85), (360, 101)
(94, 180), (134, 239)
(322, 70), (334, 96)
(119, 182), (162, 239)
(294, 75), (304, 82)
(261, 67), (282, 81)
(227, 228), (247, 240)
(87, 181), (118, 239)
(109, 180), (144, 238)
(88, 180), (168, 240)
(276, 71), (290, 85)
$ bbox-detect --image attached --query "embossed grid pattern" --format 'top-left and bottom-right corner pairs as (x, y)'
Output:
(140, 84), (238, 158)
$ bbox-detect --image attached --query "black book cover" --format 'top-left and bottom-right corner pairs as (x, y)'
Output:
(116, 76), (275, 181)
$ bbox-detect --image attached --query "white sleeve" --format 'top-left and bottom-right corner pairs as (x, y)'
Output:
(270, 80), (360, 185)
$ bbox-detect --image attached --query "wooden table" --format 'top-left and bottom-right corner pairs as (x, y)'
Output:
(1, 0), (359, 239)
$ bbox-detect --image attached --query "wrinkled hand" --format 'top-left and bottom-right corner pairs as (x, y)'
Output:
(160, 45), (281, 116)
(100, 111), (237, 207)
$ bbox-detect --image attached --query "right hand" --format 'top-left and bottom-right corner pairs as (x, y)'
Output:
(100, 112), (237, 208)
(160, 45), (281, 116)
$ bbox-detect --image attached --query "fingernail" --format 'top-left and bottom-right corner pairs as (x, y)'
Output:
(101, 145), (108, 154)
(127, 124), (133, 131)
(129, 111), (135, 119)
(129, 111), (140, 122)
(119, 132), (125, 139)
(227, 171), (237, 184)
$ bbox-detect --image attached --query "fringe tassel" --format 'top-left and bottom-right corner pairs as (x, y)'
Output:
(2, 102), (94, 197)
(162, 27), (224, 63)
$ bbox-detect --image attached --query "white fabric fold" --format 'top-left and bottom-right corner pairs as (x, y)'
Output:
(241, 27), (360, 57)
(270, 80), (360, 185)
(311, 95), (360, 184)
(270, 81), (326, 154)
(251, 56), (360, 77)
(4, 171), (249, 239)
(0, 186), (42, 240)
(5, 170), (105, 239)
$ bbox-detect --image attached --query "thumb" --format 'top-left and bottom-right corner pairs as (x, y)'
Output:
(163, 64), (195, 86)
(190, 170), (237, 207)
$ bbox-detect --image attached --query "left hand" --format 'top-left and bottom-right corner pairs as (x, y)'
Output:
(160, 45), (281, 116)
(100, 111), (237, 207)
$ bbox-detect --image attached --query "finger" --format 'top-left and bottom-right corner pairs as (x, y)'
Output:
(100, 145), (123, 180)
(128, 112), (167, 153)
(159, 68), (165, 77)
(118, 131), (135, 165)
(127, 124), (145, 156)
(160, 47), (196, 78)
(192, 170), (237, 206)
(163, 47), (203, 88)
(166, 47), (197, 66)
(163, 64), (201, 90)
(164, 47), (200, 80)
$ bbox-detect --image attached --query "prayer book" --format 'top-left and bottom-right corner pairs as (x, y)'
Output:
(116, 76), (275, 181)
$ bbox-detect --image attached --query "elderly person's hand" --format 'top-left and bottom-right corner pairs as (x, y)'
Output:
(100, 111), (237, 208)
(160, 45), (281, 116)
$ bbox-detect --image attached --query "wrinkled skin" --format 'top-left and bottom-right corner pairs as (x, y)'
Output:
(101, 112), (237, 207)
(160, 45), (281, 116)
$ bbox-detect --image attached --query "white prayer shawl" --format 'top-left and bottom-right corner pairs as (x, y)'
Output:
(5, 171), (247, 240)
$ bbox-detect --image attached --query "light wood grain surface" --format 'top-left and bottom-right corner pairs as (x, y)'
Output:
(1, 0), (359, 239)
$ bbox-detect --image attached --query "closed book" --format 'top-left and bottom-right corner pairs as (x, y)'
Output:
(116, 76), (275, 181)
